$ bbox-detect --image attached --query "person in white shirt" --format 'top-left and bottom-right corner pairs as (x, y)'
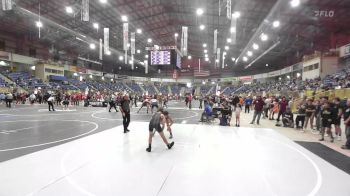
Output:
(150, 95), (159, 113)
(47, 95), (55, 111)
(235, 103), (242, 127)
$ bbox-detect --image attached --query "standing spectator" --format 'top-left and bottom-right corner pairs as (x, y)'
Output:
(304, 99), (316, 130)
(250, 96), (265, 125)
(319, 101), (335, 142)
(5, 92), (13, 108)
(199, 95), (203, 109)
(244, 96), (252, 113)
(341, 99), (350, 149)
(235, 103), (242, 127)
(120, 95), (131, 134)
(277, 97), (288, 123)
(282, 107), (294, 128)
(47, 94), (55, 111)
(332, 97), (343, 140)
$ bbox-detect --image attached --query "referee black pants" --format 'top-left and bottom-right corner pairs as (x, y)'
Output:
(123, 112), (131, 131)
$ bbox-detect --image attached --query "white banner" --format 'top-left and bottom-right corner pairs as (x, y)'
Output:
(181, 26), (188, 56)
(226, 0), (231, 19)
(130, 32), (135, 55)
(103, 28), (109, 54)
(81, 0), (89, 21)
(222, 53), (225, 69)
(99, 39), (103, 60)
(131, 55), (134, 70)
(144, 60), (148, 74)
(216, 48), (221, 68)
(213, 29), (218, 54)
(230, 15), (237, 44)
(123, 23), (129, 51)
(2, 0), (12, 10)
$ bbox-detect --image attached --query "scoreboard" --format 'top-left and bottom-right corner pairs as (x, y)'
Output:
(150, 50), (171, 65)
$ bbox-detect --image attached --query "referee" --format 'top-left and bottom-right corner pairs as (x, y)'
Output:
(120, 94), (131, 133)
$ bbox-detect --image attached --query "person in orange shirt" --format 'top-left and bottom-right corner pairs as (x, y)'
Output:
(239, 96), (244, 106)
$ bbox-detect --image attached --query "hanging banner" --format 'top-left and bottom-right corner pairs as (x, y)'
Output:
(218, 0), (221, 16)
(144, 60), (148, 74)
(216, 48), (221, 68)
(81, 0), (89, 21)
(181, 26), (188, 56)
(222, 53), (225, 69)
(226, 0), (231, 19)
(130, 32), (135, 55)
(124, 50), (128, 64)
(103, 28), (109, 54)
(198, 58), (201, 73)
(2, 0), (12, 10)
(123, 23), (129, 51)
(99, 39), (103, 60)
(230, 14), (237, 44)
(213, 29), (218, 54)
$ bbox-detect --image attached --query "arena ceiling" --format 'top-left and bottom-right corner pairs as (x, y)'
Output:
(0, 0), (350, 77)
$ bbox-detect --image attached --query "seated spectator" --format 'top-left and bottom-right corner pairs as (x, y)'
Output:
(282, 107), (294, 128)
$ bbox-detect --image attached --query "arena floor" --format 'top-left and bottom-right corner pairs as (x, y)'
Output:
(0, 101), (349, 196)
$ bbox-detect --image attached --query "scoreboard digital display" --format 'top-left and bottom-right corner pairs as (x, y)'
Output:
(150, 50), (171, 65)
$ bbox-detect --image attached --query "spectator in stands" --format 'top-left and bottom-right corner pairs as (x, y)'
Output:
(250, 96), (265, 125)
(341, 99), (350, 149)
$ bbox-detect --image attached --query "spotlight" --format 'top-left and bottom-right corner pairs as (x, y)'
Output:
(261, 33), (268, 41)
(145, 54), (149, 58)
(242, 56), (248, 62)
(93, 23), (99, 29)
(253, 43), (259, 50)
(231, 57), (236, 61)
(99, 0), (107, 3)
(203, 43), (207, 48)
(106, 50), (111, 55)
(147, 38), (152, 43)
(136, 29), (142, 34)
(65, 6), (73, 14)
(272, 20), (280, 28)
(232, 11), (240, 18)
(89, 43), (96, 49)
(137, 49), (141, 54)
(204, 49), (207, 54)
(119, 56), (124, 61)
(199, 25), (205, 30)
(174, 33), (179, 37)
(205, 54), (208, 58)
(36, 21), (43, 28)
(227, 38), (232, 43)
(121, 15), (128, 22)
(247, 51), (253, 56)
(196, 8), (204, 16)
(225, 46), (229, 50)
(266, 64), (269, 67)
(230, 27), (236, 33)
(188, 56), (192, 59)
(290, 0), (300, 7)
(205, 57), (209, 61)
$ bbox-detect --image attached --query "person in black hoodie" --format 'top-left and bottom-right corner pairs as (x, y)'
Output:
(319, 101), (334, 142)
(282, 107), (294, 128)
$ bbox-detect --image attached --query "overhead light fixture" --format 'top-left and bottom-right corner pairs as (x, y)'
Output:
(89, 43), (96, 49)
(89, 75), (93, 79)
(106, 50), (111, 55)
(205, 54), (208, 58)
(154, 45), (160, 50)
(196, 8), (204, 16)
(199, 25), (205, 30)
(145, 54), (149, 58)
(232, 11), (241, 18)
(253, 43), (259, 50)
(272, 20), (280, 28)
(174, 33), (179, 37)
(102, 76), (105, 80)
(121, 15), (128, 22)
(247, 51), (253, 56)
(227, 38), (232, 43)
(93, 23), (99, 29)
(65, 6), (73, 14)
(188, 56), (192, 59)
(137, 49), (141, 54)
(260, 33), (268, 41)
(111, 78), (114, 82)
(290, 0), (300, 7)
(223, 51), (227, 56)
(119, 56), (124, 61)
(231, 57), (236, 61)
(215, 59), (219, 63)
(36, 21), (43, 28)
(205, 57), (209, 61)
(242, 56), (248, 62)
(225, 46), (229, 50)
(183, 47), (187, 51)
(204, 49), (207, 54)
(136, 29), (142, 34)
(127, 43), (130, 48)
(266, 63), (269, 67)
(129, 60), (133, 65)
(203, 43), (207, 48)
(99, 0), (107, 3)
(147, 38), (152, 43)
(230, 27), (236, 33)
